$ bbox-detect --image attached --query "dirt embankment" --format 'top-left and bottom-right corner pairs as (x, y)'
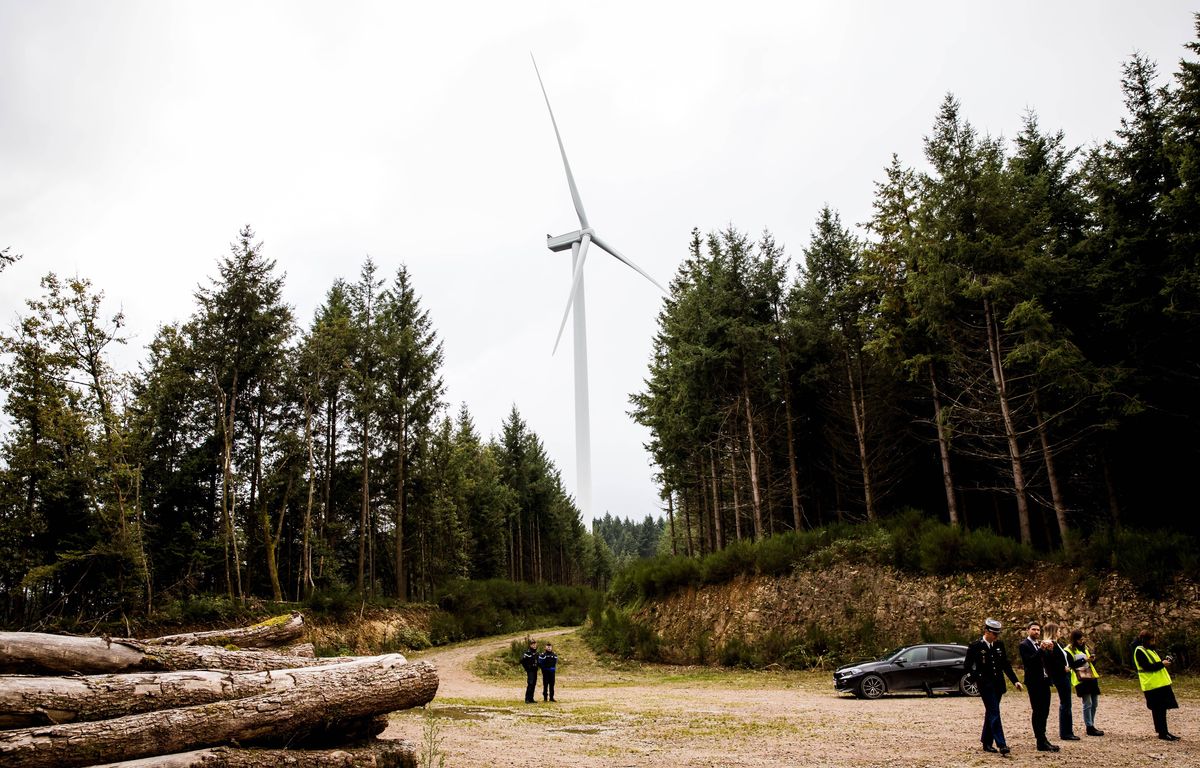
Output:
(636, 563), (1200, 664)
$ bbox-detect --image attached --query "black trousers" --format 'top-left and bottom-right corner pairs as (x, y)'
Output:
(1027, 682), (1052, 743)
(1152, 707), (1170, 735)
(525, 668), (538, 702)
(542, 670), (556, 701)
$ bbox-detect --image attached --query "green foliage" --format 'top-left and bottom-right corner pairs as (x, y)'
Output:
(431, 578), (594, 642)
(583, 604), (661, 661)
(1070, 527), (1200, 596)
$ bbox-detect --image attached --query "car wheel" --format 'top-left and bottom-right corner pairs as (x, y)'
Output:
(959, 674), (980, 697)
(858, 673), (886, 700)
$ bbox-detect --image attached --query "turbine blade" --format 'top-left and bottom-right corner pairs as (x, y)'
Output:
(552, 235), (592, 355)
(591, 233), (666, 293)
(531, 53), (589, 230)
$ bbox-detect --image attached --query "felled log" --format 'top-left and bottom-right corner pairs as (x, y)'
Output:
(143, 613), (305, 649)
(0, 653), (407, 727)
(87, 741), (418, 767)
(0, 657), (438, 768)
(280, 642), (316, 658)
(0, 632), (348, 675)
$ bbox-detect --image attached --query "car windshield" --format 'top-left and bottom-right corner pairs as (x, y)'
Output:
(883, 646), (910, 662)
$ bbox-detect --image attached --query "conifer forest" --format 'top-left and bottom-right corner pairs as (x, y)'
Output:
(2, 21), (1200, 628)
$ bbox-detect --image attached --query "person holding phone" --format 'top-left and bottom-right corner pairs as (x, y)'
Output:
(1133, 629), (1180, 741)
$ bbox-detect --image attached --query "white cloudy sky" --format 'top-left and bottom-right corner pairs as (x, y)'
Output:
(1, 1), (1194, 525)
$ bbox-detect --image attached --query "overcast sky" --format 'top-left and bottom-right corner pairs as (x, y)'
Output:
(1, 1), (1194, 526)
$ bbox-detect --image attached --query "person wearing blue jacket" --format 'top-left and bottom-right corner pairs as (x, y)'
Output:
(538, 642), (558, 702)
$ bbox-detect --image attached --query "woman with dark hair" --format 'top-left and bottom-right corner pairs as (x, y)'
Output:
(1066, 629), (1103, 736)
(1133, 629), (1180, 740)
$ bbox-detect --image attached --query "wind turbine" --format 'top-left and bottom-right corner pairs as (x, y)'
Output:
(532, 55), (665, 521)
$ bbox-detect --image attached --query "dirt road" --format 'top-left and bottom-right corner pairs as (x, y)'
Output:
(383, 630), (1198, 767)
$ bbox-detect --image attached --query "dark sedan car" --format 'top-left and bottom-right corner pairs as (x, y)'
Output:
(833, 643), (980, 699)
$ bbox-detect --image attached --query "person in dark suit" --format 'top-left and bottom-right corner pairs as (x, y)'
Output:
(1043, 622), (1079, 741)
(965, 618), (1023, 756)
(1019, 621), (1059, 752)
(520, 639), (539, 704)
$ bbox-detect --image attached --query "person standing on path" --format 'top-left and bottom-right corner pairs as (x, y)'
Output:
(521, 639), (540, 704)
(1133, 629), (1181, 740)
(965, 618), (1022, 756)
(1043, 622), (1079, 741)
(1066, 629), (1103, 736)
(1019, 620), (1059, 752)
(539, 642), (558, 702)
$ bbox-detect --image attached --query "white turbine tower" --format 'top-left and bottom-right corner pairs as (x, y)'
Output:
(532, 55), (665, 521)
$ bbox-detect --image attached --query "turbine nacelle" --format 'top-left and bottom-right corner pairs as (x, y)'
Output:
(547, 228), (594, 252)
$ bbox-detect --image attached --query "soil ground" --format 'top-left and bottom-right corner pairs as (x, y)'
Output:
(383, 629), (1199, 767)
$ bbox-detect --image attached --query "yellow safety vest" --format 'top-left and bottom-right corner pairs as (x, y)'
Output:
(1134, 646), (1172, 692)
(1065, 644), (1100, 688)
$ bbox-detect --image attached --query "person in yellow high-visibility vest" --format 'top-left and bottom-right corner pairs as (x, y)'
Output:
(1133, 629), (1180, 741)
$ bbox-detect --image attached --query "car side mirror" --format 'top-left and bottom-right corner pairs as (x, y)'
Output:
(895, 659), (905, 666)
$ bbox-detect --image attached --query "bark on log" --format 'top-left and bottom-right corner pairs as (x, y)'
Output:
(0, 633), (349, 675)
(143, 613), (305, 649)
(0, 654), (407, 727)
(0, 657), (438, 768)
(280, 642), (316, 658)
(87, 741), (417, 767)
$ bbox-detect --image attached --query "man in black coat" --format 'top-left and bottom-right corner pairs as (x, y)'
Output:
(520, 639), (539, 704)
(965, 618), (1022, 756)
(1019, 621), (1059, 752)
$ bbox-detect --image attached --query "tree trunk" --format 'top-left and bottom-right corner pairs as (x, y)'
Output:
(707, 450), (722, 551)
(843, 349), (875, 521)
(0, 653), (407, 728)
(0, 633), (352, 676)
(983, 297), (1032, 546)
(1102, 448), (1121, 529)
(144, 613), (305, 649)
(90, 741), (416, 768)
(741, 374), (764, 540)
(358, 417), (370, 595)
(301, 392), (316, 598)
(395, 409), (408, 601)
(0, 658), (437, 768)
(729, 445), (742, 542)
(89, 741), (416, 768)
(929, 362), (960, 527)
(1033, 390), (1070, 552)
(666, 491), (677, 556)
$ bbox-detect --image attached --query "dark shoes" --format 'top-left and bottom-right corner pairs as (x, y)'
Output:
(1036, 742), (1060, 752)
(999, 746), (1011, 756)
(1159, 733), (1181, 741)
(1061, 734), (1081, 741)
(982, 745), (999, 753)
(1086, 727), (1104, 736)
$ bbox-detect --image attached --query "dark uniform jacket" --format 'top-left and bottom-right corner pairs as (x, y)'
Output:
(520, 648), (539, 673)
(1019, 637), (1052, 687)
(965, 637), (1019, 692)
(538, 650), (558, 672)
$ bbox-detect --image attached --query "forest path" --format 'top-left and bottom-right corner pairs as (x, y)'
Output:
(383, 628), (1199, 767)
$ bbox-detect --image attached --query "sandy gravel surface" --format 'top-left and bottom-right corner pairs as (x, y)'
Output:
(383, 630), (1199, 767)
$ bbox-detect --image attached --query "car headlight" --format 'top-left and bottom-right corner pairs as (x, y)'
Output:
(840, 668), (862, 677)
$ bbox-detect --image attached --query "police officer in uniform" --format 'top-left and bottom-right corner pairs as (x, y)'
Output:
(538, 642), (558, 702)
(965, 618), (1022, 756)
(520, 639), (539, 704)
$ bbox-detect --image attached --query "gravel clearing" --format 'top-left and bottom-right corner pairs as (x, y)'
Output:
(383, 630), (1198, 767)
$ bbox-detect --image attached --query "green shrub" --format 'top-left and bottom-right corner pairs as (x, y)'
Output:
(700, 540), (756, 584)
(583, 605), (660, 661)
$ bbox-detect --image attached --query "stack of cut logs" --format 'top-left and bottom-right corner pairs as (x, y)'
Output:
(0, 612), (438, 767)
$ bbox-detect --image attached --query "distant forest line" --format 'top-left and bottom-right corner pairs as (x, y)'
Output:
(634, 21), (1200, 559)
(2, 21), (1199, 628)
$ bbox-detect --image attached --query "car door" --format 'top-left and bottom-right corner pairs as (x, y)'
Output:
(887, 646), (931, 691)
(927, 645), (965, 689)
